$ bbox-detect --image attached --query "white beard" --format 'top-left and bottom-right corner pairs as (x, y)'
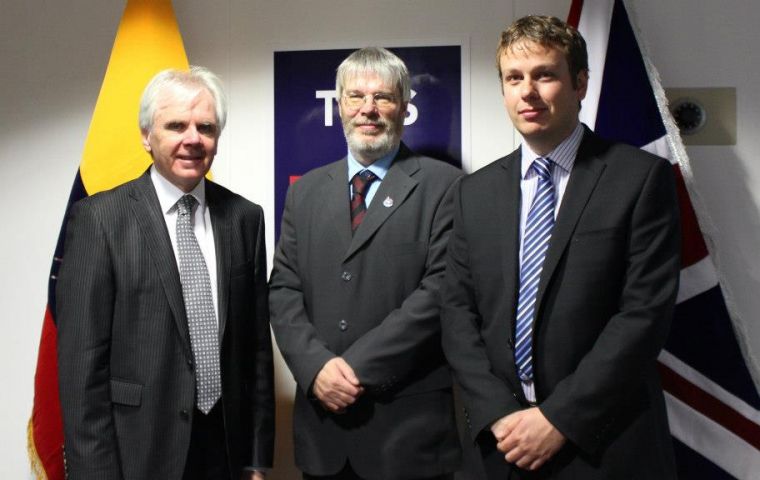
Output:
(342, 118), (402, 162)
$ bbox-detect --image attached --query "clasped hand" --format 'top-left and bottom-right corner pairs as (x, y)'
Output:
(312, 357), (364, 413)
(490, 407), (566, 471)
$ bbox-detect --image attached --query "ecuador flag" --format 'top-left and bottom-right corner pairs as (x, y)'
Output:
(27, 1), (188, 478)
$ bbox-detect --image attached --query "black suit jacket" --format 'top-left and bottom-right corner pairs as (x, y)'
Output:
(57, 171), (274, 480)
(269, 144), (462, 479)
(442, 129), (679, 479)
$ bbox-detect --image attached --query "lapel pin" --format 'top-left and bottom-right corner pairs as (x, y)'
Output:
(383, 196), (394, 208)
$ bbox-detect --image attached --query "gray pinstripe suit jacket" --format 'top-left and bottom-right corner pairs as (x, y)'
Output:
(56, 171), (274, 479)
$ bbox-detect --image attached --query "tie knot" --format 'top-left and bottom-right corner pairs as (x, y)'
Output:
(531, 157), (553, 180)
(351, 170), (377, 196)
(177, 194), (197, 216)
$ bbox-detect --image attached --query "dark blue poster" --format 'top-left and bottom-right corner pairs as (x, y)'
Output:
(274, 45), (462, 238)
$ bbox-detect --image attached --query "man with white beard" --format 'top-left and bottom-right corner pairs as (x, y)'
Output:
(269, 47), (462, 480)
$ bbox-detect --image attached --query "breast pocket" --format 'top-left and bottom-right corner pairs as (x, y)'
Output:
(385, 240), (427, 257)
(572, 226), (625, 242)
(567, 226), (627, 282)
(230, 259), (254, 278)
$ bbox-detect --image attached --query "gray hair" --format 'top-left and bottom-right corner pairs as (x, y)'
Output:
(336, 47), (411, 103)
(138, 66), (228, 132)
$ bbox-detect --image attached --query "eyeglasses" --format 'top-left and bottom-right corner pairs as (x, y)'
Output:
(342, 91), (398, 110)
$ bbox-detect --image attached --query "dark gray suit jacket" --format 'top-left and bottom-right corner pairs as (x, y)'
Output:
(442, 128), (680, 479)
(269, 144), (462, 479)
(57, 171), (274, 480)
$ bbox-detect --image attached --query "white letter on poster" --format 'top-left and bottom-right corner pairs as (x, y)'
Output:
(316, 90), (337, 126)
(405, 89), (418, 126)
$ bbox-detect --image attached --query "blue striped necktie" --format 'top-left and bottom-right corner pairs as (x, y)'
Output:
(514, 157), (556, 382)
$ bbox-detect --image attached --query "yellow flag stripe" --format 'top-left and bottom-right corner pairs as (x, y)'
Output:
(80, 0), (189, 195)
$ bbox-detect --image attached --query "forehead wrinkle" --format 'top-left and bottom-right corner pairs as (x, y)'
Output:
(502, 45), (568, 78)
(344, 71), (396, 93)
(505, 40), (556, 60)
(153, 86), (215, 124)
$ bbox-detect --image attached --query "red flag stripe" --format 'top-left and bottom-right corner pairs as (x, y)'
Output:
(672, 166), (710, 268)
(567, 0), (584, 28)
(659, 361), (760, 451)
(29, 307), (64, 480)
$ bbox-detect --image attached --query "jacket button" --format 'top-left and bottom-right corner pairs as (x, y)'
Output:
(179, 409), (190, 420)
(339, 319), (348, 331)
(341, 271), (352, 281)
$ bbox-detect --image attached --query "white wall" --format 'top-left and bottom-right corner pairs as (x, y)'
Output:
(2, 1), (758, 478)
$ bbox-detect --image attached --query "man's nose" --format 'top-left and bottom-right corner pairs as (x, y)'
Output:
(520, 80), (538, 99)
(183, 126), (201, 144)
(358, 96), (379, 115)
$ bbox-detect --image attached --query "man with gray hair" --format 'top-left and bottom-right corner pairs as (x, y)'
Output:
(57, 66), (274, 479)
(270, 47), (462, 479)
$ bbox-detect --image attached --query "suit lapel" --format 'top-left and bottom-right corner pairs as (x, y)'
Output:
(129, 172), (193, 360)
(343, 146), (419, 262)
(498, 151), (523, 334)
(323, 160), (353, 256)
(536, 130), (606, 307)
(206, 181), (231, 340)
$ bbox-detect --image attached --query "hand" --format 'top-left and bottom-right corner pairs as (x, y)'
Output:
(491, 408), (566, 471)
(241, 470), (265, 480)
(312, 357), (364, 412)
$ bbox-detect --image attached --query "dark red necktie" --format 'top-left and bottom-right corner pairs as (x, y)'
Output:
(350, 170), (377, 232)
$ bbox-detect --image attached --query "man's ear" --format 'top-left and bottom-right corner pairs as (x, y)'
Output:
(141, 130), (151, 152)
(576, 69), (589, 101)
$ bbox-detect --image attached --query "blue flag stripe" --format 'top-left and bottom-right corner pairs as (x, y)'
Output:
(594, 0), (666, 147)
(672, 438), (736, 480)
(669, 287), (760, 409)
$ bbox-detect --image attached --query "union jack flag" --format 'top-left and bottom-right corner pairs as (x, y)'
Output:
(568, 1), (760, 478)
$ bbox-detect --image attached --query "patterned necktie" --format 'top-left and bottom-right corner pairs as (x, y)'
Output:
(350, 170), (378, 232)
(514, 157), (556, 382)
(176, 194), (221, 413)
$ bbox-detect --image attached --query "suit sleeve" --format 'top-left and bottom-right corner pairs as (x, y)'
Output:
(540, 158), (680, 454)
(440, 178), (523, 440)
(340, 172), (461, 392)
(56, 199), (123, 479)
(269, 184), (338, 393)
(250, 206), (275, 468)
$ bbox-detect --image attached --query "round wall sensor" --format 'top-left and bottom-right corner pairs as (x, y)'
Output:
(671, 98), (706, 135)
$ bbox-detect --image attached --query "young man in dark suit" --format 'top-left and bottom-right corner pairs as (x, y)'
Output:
(441, 16), (679, 479)
(57, 67), (274, 479)
(269, 47), (462, 480)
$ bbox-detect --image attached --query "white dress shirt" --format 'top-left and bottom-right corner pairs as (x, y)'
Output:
(517, 122), (584, 402)
(150, 167), (219, 324)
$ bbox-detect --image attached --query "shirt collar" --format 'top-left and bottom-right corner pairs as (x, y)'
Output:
(520, 123), (584, 179)
(150, 165), (207, 214)
(347, 144), (399, 183)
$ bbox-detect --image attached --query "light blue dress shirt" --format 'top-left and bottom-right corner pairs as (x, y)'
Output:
(347, 145), (399, 206)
